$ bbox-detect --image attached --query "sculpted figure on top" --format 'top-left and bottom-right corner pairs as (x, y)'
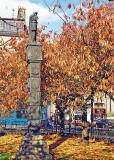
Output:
(29, 12), (38, 43)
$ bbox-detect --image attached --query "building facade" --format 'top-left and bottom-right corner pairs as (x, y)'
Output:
(0, 7), (25, 44)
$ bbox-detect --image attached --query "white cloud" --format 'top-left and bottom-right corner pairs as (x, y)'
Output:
(0, 0), (60, 26)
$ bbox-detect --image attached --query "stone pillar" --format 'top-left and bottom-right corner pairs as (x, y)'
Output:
(27, 43), (42, 135)
(16, 12), (53, 160)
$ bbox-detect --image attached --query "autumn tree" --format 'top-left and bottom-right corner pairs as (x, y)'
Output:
(40, 0), (114, 137)
(0, 1), (113, 140)
(41, 0), (113, 107)
(0, 32), (28, 113)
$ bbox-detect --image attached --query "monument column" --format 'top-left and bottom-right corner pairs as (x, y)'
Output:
(27, 40), (42, 135)
(16, 12), (53, 160)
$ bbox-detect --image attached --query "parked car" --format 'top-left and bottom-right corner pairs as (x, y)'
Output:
(96, 119), (113, 128)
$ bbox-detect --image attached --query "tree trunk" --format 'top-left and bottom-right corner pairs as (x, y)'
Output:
(82, 109), (89, 144)
(59, 110), (64, 136)
(56, 104), (65, 136)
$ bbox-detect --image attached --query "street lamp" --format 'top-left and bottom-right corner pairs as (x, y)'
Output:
(64, 113), (70, 121)
(64, 111), (72, 133)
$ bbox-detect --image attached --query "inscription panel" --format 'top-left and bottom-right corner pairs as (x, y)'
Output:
(28, 78), (41, 92)
(28, 63), (41, 77)
(28, 92), (41, 105)
(27, 44), (42, 60)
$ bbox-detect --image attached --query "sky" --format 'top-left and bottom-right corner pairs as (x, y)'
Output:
(0, 0), (70, 34)
(0, 0), (110, 34)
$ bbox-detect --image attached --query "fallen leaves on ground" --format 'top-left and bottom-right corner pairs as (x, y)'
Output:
(0, 134), (114, 160)
(43, 134), (114, 160)
(0, 134), (24, 153)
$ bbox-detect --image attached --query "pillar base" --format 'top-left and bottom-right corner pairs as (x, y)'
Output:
(16, 133), (53, 160)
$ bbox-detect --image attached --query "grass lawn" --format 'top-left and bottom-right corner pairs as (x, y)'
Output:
(0, 134), (113, 160)
(0, 152), (15, 160)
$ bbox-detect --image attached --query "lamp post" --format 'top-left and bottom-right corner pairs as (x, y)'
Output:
(60, 105), (65, 136)
(64, 111), (71, 134)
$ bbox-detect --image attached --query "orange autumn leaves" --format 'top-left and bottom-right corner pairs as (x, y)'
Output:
(0, 134), (24, 153)
(43, 134), (114, 160)
(0, 0), (113, 112)
(47, 135), (114, 160)
(0, 36), (28, 112)
(0, 134), (113, 160)
(40, 1), (114, 104)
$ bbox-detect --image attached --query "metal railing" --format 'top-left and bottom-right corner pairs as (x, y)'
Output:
(40, 125), (114, 142)
(0, 122), (114, 142)
(90, 128), (114, 142)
